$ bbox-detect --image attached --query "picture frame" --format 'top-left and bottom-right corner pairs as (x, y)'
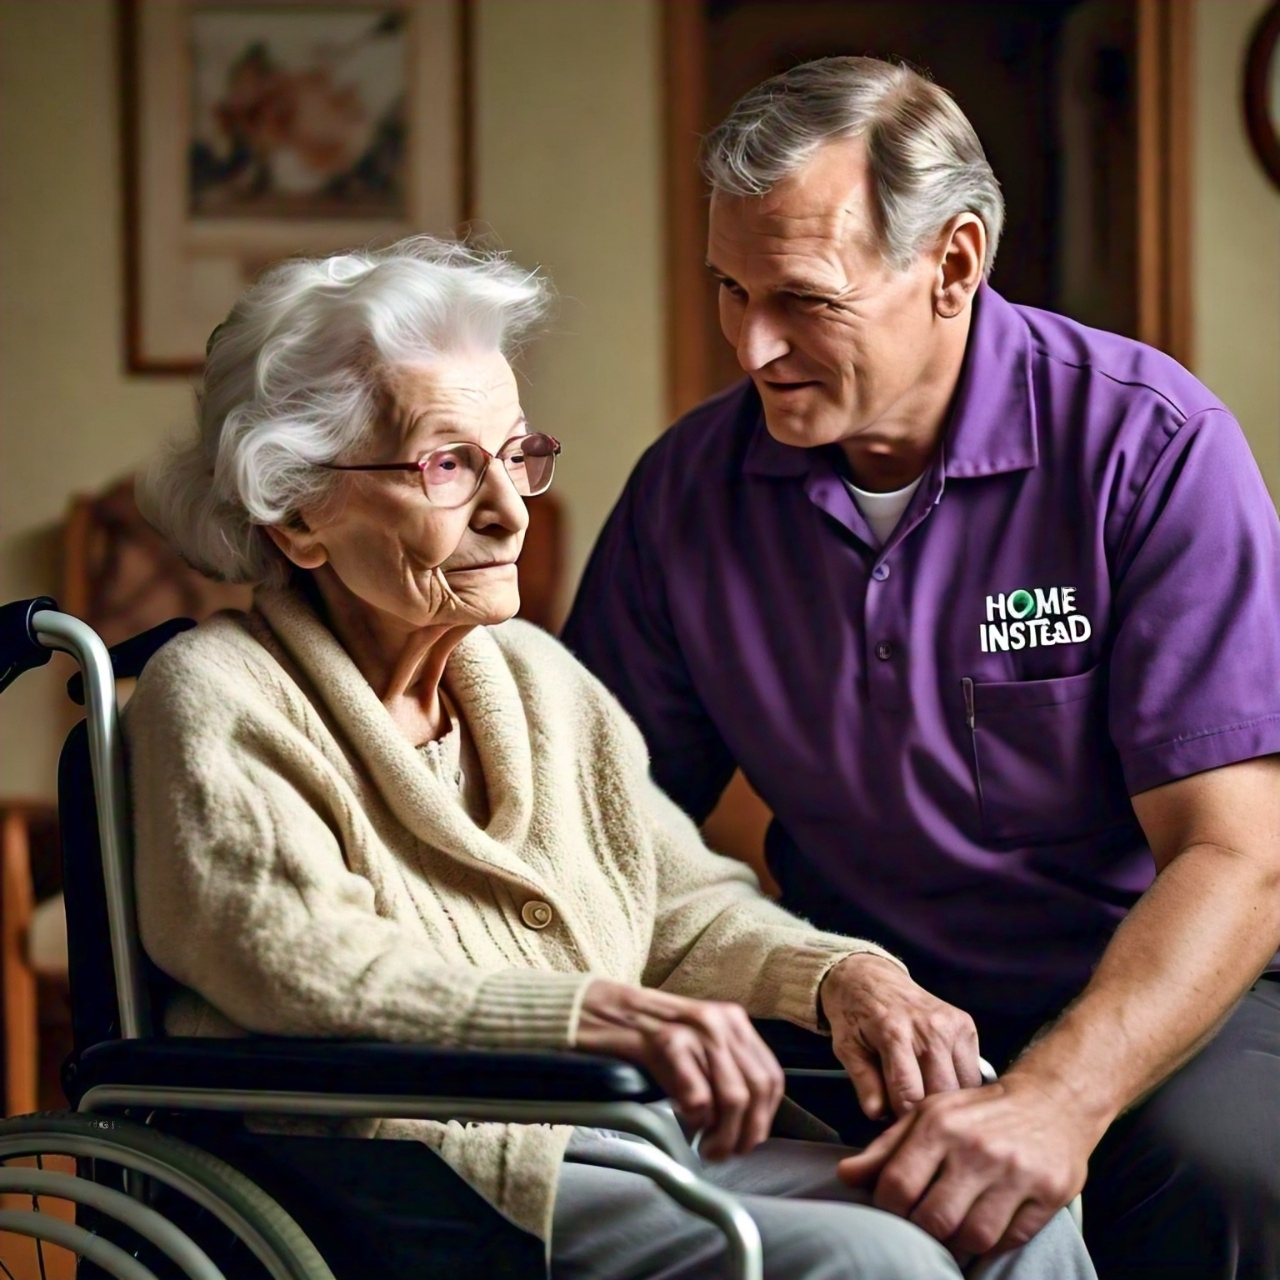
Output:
(1244, 0), (1280, 192)
(119, 0), (471, 374)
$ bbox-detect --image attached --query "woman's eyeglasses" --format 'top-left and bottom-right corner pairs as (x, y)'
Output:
(322, 432), (561, 509)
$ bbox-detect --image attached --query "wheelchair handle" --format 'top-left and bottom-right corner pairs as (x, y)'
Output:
(28, 606), (151, 1040)
(0, 595), (58, 694)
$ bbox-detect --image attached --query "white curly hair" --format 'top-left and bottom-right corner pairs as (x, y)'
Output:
(141, 235), (550, 585)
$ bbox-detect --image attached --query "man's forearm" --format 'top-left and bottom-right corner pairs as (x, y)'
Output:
(1007, 839), (1280, 1133)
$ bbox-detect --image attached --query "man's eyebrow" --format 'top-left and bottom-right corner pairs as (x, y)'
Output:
(704, 262), (841, 297)
(778, 279), (842, 296)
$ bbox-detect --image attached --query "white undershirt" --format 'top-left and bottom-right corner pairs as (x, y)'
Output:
(846, 475), (925, 546)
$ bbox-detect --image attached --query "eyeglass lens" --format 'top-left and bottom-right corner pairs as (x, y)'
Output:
(419, 433), (558, 506)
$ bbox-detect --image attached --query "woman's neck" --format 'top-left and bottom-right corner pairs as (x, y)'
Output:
(307, 568), (474, 744)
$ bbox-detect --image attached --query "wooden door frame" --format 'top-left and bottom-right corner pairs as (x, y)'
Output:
(662, 0), (1196, 418)
(662, 0), (711, 422)
(1136, 0), (1194, 367)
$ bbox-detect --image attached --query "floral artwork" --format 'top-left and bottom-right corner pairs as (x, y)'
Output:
(188, 7), (409, 218)
(123, 0), (464, 371)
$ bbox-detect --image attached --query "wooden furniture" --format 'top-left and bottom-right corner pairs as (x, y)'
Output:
(1, 801), (61, 1117)
(61, 475), (252, 648)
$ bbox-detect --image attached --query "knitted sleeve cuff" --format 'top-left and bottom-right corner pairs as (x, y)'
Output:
(462, 969), (596, 1050)
(765, 938), (908, 1032)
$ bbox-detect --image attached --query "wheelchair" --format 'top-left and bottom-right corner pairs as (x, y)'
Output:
(0, 596), (870, 1280)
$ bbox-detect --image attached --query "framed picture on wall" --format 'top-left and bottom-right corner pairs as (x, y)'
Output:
(120, 0), (471, 374)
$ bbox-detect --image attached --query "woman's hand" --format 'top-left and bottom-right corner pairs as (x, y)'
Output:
(819, 954), (982, 1119)
(574, 979), (785, 1159)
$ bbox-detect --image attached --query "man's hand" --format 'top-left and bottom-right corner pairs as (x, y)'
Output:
(574, 979), (785, 1159)
(820, 954), (982, 1119)
(836, 1070), (1096, 1256)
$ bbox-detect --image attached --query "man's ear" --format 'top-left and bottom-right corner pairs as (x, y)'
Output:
(933, 214), (986, 319)
(265, 521), (328, 570)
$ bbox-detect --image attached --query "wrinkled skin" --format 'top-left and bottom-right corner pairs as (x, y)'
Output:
(819, 954), (982, 1122)
(267, 350), (529, 744)
(575, 980), (786, 1162)
(707, 137), (981, 491)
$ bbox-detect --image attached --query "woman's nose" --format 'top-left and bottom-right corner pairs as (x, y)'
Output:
(473, 460), (530, 534)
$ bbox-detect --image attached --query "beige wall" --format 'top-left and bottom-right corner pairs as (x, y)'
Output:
(0, 0), (663, 799)
(0, 0), (197, 798)
(1193, 0), (1280, 496)
(2, 0), (1278, 802)
(474, 0), (665, 590)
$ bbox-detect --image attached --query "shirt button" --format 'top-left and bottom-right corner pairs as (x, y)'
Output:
(521, 900), (554, 930)
(872, 563), (891, 582)
(875, 641), (894, 661)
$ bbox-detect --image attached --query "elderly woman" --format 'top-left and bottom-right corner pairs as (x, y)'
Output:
(127, 237), (1094, 1280)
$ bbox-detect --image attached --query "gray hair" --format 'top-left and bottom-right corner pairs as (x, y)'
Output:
(703, 57), (1004, 276)
(140, 235), (550, 586)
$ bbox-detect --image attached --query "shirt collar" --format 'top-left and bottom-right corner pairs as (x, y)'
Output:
(941, 282), (1038, 478)
(740, 282), (1038, 482)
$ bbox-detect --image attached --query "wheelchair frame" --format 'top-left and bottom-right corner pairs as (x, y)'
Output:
(0, 600), (766, 1280)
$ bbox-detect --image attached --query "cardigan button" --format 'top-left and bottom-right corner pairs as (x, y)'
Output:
(521, 900), (554, 930)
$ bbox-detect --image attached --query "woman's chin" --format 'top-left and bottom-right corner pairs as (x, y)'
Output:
(446, 586), (521, 628)
(485, 591), (522, 626)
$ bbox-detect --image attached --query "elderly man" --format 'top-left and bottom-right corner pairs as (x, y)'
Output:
(564, 56), (1280, 1279)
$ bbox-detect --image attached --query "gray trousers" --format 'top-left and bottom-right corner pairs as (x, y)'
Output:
(551, 1128), (1096, 1280)
(1082, 977), (1280, 1279)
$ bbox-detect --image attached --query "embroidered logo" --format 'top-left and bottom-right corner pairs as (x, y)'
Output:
(980, 587), (1092, 653)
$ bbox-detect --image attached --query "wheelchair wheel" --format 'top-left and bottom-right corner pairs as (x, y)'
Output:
(0, 1111), (335, 1280)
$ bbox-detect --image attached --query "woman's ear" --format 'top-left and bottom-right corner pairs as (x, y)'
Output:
(265, 522), (328, 570)
(933, 214), (986, 319)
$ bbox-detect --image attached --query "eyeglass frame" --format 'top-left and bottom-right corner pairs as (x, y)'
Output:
(319, 432), (562, 509)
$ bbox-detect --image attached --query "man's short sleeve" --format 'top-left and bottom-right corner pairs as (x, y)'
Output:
(1109, 408), (1280, 794)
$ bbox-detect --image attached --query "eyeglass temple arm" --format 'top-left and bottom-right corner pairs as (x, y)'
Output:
(319, 462), (424, 472)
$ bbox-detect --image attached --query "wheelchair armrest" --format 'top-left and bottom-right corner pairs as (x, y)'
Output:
(64, 1036), (663, 1108)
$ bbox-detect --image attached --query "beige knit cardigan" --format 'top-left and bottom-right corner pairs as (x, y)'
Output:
(126, 586), (902, 1241)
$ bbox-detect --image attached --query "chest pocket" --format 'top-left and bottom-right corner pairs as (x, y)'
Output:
(962, 665), (1130, 843)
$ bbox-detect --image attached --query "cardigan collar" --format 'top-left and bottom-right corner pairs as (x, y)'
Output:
(254, 587), (548, 896)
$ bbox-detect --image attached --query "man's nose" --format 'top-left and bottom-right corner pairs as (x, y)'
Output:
(735, 305), (789, 373)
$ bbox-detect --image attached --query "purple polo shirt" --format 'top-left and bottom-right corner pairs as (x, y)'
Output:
(563, 285), (1280, 1016)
